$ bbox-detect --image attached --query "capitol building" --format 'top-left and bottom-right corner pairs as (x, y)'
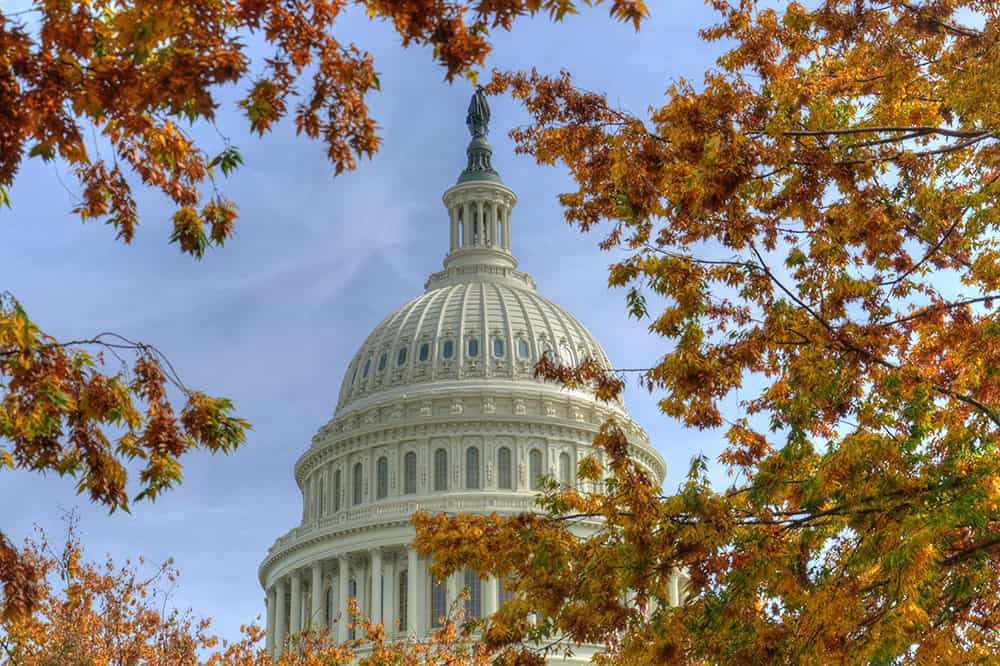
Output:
(259, 89), (669, 662)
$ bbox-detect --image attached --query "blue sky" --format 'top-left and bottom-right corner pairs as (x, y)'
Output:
(2, 2), (734, 644)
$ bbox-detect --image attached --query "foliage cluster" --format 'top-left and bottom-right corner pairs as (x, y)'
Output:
(415, 1), (1000, 663)
(0, 518), (498, 665)
(4, 0), (1000, 663)
(0, 0), (644, 625)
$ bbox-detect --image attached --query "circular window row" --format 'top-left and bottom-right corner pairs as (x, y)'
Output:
(350, 337), (586, 386)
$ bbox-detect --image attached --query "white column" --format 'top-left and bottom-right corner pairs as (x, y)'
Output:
(503, 207), (511, 250)
(321, 465), (329, 517)
(328, 462), (335, 513)
(337, 555), (350, 642)
(492, 202), (500, 247)
(449, 207), (458, 251)
(483, 575), (498, 617)
(370, 548), (383, 626)
(357, 556), (368, 623)
(462, 202), (471, 247)
(265, 587), (276, 655)
(274, 578), (287, 655)
(289, 570), (302, 639)
(447, 570), (460, 609)
(406, 547), (419, 636)
(669, 572), (681, 606)
(311, 562), (324, 631)
(385, 553), (397, 633)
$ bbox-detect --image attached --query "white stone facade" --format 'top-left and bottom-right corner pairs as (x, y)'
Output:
(259, 92), (667, 662)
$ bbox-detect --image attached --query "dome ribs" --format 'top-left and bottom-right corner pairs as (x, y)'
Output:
(506, 282), (540, 379)
(410, 285), (448, 384)
(491, 281), (516, 379)
(333, 283), (620, 417)
(433, 284), (463, 381)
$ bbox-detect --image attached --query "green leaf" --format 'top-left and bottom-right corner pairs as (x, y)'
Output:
(28, 143), (56, 162)
(625, 286), (648, 319)
(209, 146), (243, 177)
(785, 246), (808, 267)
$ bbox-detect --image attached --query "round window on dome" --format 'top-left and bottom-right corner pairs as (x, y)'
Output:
(441, 340), (454, 359)
(517, 338), (531, 359)
(397, 347), (407, 367)
(362, 358), (371, 378)
(378, 352), (387, 372)
(467, 338), (479, 358)
(492, 336), (505, 358)
(418, 342), (430, 362)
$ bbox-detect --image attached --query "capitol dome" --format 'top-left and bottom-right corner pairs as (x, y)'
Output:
(336, 275), (618, 415)
(259, 89), (668, 662)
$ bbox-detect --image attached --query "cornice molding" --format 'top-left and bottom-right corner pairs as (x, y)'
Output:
(258, 493), (595, 586)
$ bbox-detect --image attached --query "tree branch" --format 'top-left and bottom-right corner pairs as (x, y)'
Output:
(899, 2), (984, 39)
(777, 125), (990, 139)
(749, 244), (1000, 428)
(874, 294), (998, 328)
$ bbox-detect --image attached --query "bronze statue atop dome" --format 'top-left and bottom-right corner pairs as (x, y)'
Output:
(466, 86), (490, 138)
(458, 86), (500, 183)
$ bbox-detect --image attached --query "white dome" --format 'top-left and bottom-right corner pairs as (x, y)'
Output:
(260, 90), (671, 663)
(335, 275), (616, 415)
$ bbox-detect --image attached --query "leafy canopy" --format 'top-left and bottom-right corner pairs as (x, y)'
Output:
(0, 0), (647, 256)
(0, 0), (647, 622)
(0, 516), (498, 665)
(415, 1), (1000, 663)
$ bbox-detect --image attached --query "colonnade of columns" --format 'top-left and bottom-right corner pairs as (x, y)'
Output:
(265, 544), (502, 657)
(448, 199), (512, 252)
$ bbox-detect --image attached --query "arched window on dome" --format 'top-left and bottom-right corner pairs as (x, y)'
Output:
(497, 447), (512, 489)
(398, 570), (408, 631)
(560, 452), (572, 486)
(465, 447), (480, 489)
(404, 451), (417, 494)
(430, 578), (447, 627)
(353, 462), (363, 505)
(376, 456), (388, 499)
(463, 569), (482, 620)
(441, 340), (454, 360)
(362, 358), (371, 378)
(351, 362), (358, 385)
(418, 342), (430, 362)
(333, 469), (342, 511)
(517, 337), (531, 360)
(434, 448), (448, 492)
(529, 449), (543, 490)
(397, 347), (407, 367)
(560, 341), (574, 365)
(467, 337), (479, 358)
(378, 352), (387, 372)
(492, 336), (505, 358)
